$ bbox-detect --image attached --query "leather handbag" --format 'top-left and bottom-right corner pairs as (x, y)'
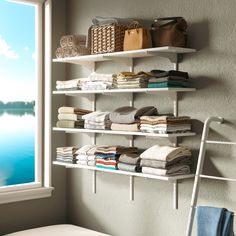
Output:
(151, 17), (187, 47)
(123, 21), (152, 51)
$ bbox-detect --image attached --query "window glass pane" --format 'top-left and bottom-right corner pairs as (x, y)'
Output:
(0, 0), (36, 186)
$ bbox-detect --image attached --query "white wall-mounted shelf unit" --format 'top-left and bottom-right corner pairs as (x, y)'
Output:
(52, 46), (197, 210)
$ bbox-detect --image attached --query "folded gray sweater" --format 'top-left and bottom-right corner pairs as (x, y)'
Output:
(140, 156), (191, 169)
(109, 106), (158, 124)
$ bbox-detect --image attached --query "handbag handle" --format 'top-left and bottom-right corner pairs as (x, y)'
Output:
(127, 20), (141, 29)
(152, 17), (187, 29)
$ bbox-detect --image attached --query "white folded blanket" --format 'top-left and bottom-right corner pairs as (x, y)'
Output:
(140, 144), (191, 162)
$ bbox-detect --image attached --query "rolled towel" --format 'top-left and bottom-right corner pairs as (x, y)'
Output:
(60, 35), (87, 47)
(55, 46), (90, 58)
(55, 47), (64, 58)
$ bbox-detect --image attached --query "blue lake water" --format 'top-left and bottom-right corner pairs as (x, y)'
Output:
(0, 110), (35, 186)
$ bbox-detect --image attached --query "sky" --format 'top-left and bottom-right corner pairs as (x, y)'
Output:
(0, 0), (36, 102)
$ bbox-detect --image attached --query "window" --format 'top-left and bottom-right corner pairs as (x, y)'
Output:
(0, 0), (53, 204)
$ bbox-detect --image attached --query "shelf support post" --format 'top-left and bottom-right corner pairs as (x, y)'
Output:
(130, 176), (134, 201)
(173, 180), (178, 209)
(171, 92), (178, 117)
(92, 170), (97, 194)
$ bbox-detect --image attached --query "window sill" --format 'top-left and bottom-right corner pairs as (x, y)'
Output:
(0, 187), (54, 204)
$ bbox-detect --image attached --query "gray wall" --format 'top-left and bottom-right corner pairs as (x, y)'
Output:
(64, 0), (236, 235)
(0, 0), (67, 235)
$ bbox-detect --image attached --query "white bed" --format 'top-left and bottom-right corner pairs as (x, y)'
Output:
(4, 224), (110, 236)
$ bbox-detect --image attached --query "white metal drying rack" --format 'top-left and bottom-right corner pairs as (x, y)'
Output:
(186, 116), (236, 236)
(53, 46), (197, 210)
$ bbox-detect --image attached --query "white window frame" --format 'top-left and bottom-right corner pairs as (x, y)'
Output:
(0, 0), (53, 204)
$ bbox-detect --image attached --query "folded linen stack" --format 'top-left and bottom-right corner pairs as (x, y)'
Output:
(56, 147), (79, 164)
(55, 34), (90, 58)
(112, 71), (150, 89)
(118, 153), (141, 172)
(109, 106), (158, 132)
(81, 72), (114, 90)
(56, 106), (92, 128)
(56, 78), (90, 91)
(140, 144), (192, 176)
(75, 144), (101, 166)
(148, 70), (190, 88)
(82, 111), (111, 130)
(95, 146), (138, 170)
(140, 115), (191, 134)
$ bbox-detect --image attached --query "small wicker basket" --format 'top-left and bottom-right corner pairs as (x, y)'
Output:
(91, 24), (127, 54)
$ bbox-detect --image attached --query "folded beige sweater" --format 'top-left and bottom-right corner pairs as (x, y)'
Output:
(140, 144), (191, 162)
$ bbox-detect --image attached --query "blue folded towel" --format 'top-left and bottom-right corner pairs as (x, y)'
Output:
(197, 206), (234, 236)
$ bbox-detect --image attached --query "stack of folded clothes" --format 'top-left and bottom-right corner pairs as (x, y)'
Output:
(82, 111), (111, 130)
(95, 146), (138, 170)
(56, 146), (79, 164)
(112, 71), (150, 89)
(140, 115), (191, 134)
(118, 153), (141, 172)
(55, 34), (90, 58)
(148, 70), (190, 88)
(140, 144), (192, 176)
(56, 78), (90, 91)
(75, 144), (101, 166)
(109, 106), (158, 132)
(56, 106), (92, 128)
(80, 72), (114, 90)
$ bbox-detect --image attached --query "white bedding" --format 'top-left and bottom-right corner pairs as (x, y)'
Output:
(4, 224), (110, 236)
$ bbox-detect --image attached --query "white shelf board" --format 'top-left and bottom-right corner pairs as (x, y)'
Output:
(53, 87), (196, 95)
(53, 127), (196, 138)
(53, 46), (196, 65)
(53, 161), (194, 182)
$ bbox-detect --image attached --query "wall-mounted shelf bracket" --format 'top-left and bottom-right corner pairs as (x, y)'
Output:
(173, 180), (178, 209)
(78, 61), (96, 71)
(130, 176), (134, 201)
(124, 93), (134, 107)
(170, 92), (178, 117)
(103, 57), (134, 72)
(149, 52), (179, 70)
(169, 137), (178, 147)
(92, 170), (97, 194)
